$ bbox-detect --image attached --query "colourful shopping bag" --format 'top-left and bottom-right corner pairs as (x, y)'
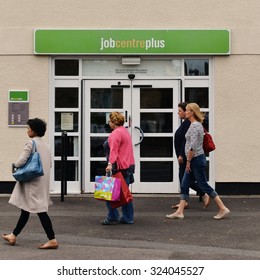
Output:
(94, 175), (121, 201)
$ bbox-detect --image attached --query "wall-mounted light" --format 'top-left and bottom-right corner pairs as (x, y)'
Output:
(122, 57), (141, 65)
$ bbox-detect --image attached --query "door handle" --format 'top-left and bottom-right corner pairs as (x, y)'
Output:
(134, 126), (144, 146)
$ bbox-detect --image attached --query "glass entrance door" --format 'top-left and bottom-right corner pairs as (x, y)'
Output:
(83, 79), (180, 193)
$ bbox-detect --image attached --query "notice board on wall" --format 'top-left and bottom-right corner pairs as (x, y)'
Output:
(8, 90), (29, 126)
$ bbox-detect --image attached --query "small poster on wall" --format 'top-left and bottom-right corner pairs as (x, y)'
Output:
(61, 112), (74, 130)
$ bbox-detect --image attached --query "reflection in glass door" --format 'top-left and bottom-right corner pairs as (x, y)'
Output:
(83, 79), (180, 193)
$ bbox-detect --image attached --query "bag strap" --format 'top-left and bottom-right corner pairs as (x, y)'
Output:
(31, 140), (37, 153)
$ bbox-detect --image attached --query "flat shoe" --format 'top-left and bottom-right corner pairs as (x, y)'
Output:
(2, 233), (16, 246)
(38, 239), (58, 249)
(166, 213), (184, 219)
(214, 208), (230, 220)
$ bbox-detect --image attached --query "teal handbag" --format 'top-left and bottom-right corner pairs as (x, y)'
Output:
(13, 140), (44, 182)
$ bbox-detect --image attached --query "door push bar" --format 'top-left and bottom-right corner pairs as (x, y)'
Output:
(133, 85), (152, 88)
(134, 126), (144, 146)
(111, 85), (130, 88)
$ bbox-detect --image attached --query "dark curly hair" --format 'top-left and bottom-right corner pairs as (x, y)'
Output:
(27, 118), (47, 137)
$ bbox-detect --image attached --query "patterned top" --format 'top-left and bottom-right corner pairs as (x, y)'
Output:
(185, 121), (204, 158)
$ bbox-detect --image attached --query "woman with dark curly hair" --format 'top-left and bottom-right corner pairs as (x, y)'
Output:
(2, 118), (58, 249)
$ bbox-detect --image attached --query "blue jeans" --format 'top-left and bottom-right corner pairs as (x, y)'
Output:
(179, 158), (205, 196)
(105, 173), (134, 224)
(180, 154), (218, 201)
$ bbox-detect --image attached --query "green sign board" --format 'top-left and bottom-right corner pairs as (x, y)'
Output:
(34, 29), (230, 55)
(9, 90), (29, 102)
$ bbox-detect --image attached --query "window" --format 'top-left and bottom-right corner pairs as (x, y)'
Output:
(185, 88), (209, 108)
(55, 88), (79, 108)
(53, 78), (80, 184)
(184, 59), (209, 76)
(55, 60), (79, 76)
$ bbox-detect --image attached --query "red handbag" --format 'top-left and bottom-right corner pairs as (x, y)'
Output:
(203, 128), (216, 153)
(110, 172), (133, 209)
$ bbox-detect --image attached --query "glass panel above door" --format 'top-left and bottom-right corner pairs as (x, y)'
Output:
(82, 59), (181, 77)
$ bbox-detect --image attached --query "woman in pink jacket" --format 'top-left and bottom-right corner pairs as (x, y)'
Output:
(102, 112), (135, 225)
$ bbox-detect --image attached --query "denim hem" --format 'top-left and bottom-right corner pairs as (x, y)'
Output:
(180, 194), (189, 201)
(209, 191), (218, 199)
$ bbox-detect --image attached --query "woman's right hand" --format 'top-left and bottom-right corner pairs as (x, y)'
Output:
(178, 156), (184, 165)
(186, 161), (191, 173)
(105, 163), (112, 173)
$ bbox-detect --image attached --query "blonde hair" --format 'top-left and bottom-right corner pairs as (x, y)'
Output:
(109, 112), (125, 126)
(186, 103), (205, 123)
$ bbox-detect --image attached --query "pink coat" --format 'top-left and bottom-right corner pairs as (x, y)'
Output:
(108, 126), (135, 170)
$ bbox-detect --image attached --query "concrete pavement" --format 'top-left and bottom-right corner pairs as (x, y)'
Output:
(0, 194), (260, 260)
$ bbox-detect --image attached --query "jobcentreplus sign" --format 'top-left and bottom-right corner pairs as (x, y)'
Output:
(100, 37), (165, 51)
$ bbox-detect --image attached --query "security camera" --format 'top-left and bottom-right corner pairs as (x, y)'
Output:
(128, 74), (135, 80)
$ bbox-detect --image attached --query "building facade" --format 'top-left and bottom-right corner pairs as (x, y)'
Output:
(1, 0), (260, 195)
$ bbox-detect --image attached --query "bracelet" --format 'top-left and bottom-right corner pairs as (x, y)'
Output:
(187, 159), (191, 162)
(108, 162), (112, 165)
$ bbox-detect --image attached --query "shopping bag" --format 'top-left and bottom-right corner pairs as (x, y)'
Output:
(110, 172), (133, 208)
(203, 128), (216, 153)
(94, 175), (121, 201)
(13, 140), (44, 182)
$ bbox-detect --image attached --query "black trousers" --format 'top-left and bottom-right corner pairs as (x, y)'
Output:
(13, 209), (55, 240)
